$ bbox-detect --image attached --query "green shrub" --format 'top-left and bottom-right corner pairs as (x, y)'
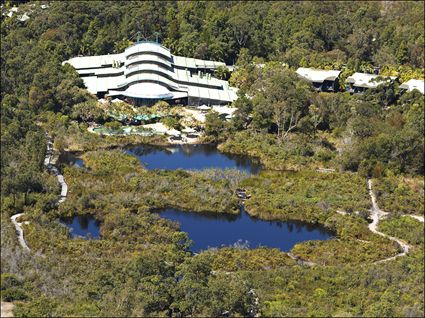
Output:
(1, 273), (21, 290)
(1, 287), (28, 301)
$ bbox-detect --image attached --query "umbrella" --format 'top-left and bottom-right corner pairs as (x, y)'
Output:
(166, 129), (181, 137)
(182, 127), (196, 133)
(197, 105), (211, 111)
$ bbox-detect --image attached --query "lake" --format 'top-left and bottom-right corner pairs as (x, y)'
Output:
(125, 144), (261, 173)
(158, 207), (334, 252)
(60, 215), (101, 239)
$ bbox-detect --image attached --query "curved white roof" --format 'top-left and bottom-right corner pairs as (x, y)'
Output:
(346, 73), (397, 88)
(124, 63), (173, 77)
(124, 42), (171, 59)
(126, 83), (173, 99)
(399, 79), (424, 94)
(108, 83), (187, 100)
(125, 54), (172, 67)
(125, 73), (182, 90)
(296, 67), (341, 83)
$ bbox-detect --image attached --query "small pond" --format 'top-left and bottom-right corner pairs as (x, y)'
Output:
(126, 144), (261, 173)
(58, 152), (84, 168)
(60, 215), (100, 239)
(158, 207), (334, 252)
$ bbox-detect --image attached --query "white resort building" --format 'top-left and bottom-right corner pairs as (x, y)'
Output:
(399, 79), (424, 94)
(346, 72), (397, 93)
(296, 67), (341, 92)
(63, 41), (238, 106)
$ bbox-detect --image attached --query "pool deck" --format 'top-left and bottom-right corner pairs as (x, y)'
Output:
(87, 121), (203, 144)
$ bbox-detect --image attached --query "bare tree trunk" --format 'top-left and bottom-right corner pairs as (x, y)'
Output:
(282, 112), (299, 141)
(24, 190), (29, 205)
(276, 120), (281, 138)
(234, 29), (248, 47)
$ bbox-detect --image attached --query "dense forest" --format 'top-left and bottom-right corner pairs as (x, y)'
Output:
(1, 1), (424, 317)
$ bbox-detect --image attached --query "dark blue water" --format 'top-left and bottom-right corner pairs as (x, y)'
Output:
(158, 207), (334, 252)
(125, 144), (261, 173)
(59, 152), (84, 168)
(60, 215), (100, 239)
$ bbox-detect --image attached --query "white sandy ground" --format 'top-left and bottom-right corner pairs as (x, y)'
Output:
(167, 136), (201, 144)
(1, 302), (15, 318)
(182, 107), (207, 123)
(88, 106), (238, 143)
(142, 122), (201, 144)
(142, 122), (179, 135)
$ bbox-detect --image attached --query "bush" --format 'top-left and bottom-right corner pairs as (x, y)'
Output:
(1, 273), (21, 290)
(104, 121), (122, 132)
(1, 287), (28, 301)
(161, 117), (181, 130)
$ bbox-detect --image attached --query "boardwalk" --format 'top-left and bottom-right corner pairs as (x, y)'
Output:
(10, 213), (30, 252)
(10, 134), (68, 251)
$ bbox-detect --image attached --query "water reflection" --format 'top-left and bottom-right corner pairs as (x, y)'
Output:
(158, 206), (334, 252)
(153, 208), (241, 222)
(58, 152), (84, 168)
(60, 215), (101, 239)
(125, 144), (261, 173)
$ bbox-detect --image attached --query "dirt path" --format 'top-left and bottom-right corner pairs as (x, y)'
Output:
(367, 179), (411, 263)
(403, 214), (424, 223)
(1, 302), (15, 317)
(287, 252), (316, 267)
(10, 134), (68, 251)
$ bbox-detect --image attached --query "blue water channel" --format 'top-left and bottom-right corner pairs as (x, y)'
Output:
(158, 207), (334, 252)
(125, 144), (261, 173)
(60, 215), (101, 239)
